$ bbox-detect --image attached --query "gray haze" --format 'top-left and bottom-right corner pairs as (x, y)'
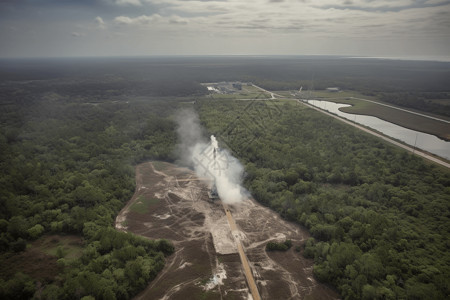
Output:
(175, 109), (247, 205)
(1, 0), (449, 59)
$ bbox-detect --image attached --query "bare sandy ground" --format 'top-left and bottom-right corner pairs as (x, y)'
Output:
(115, 161), (339, 300)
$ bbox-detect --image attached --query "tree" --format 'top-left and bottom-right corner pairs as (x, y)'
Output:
(0, 219), (8, 233)
(11, 238), (27, 252)
(0, 272), (35, 299)
(27, 224), (44, 240)
(7, 216), (28, 238)
(266, 239), (292, 251)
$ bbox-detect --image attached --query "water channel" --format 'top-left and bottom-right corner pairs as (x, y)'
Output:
(307, 100), (450, 160)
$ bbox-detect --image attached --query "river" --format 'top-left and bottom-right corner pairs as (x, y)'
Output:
(307, 100), (450, 160)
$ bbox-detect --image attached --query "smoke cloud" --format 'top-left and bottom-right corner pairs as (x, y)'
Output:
(175, 109), (248, 205)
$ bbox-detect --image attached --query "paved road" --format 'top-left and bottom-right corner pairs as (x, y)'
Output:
(252, 84), (283, 98)
(223, 203), (261, 300)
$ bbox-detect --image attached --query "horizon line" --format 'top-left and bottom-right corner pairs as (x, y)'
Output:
(1, 54), (450, 63)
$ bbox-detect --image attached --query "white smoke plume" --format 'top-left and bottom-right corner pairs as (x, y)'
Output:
(175, 109), (248, 205)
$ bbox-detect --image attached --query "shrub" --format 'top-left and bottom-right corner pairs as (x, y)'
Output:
(266, 239), (292, 251)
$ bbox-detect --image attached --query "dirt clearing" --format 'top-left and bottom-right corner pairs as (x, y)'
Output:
(0, 235), (83, 283)
(115, 162), (339, 300)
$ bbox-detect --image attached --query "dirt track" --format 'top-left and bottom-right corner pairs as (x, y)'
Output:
(115, 161), (339, 300)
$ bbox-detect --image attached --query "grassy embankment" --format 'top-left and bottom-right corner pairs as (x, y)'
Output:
(304, 90), (450, 141)
(0, 235), (83, 283)
(130, 196), (160, 214)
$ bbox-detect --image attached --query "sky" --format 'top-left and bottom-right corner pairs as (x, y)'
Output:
(0, 0), (449, 59)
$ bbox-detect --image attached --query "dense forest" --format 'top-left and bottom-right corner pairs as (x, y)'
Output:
(1, 56), (449, 117)
(0, 78), (184, 298)
(1, 57), (449, 299)
(198, 99), (450, 300)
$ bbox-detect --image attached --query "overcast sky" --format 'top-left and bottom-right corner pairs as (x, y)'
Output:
(1, 0), (449, 59)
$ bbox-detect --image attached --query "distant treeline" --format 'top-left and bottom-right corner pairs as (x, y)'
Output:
(2, 57), (449, 118)
(377, 92), (450, 118)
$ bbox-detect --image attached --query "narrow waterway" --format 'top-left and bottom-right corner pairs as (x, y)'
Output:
(307, 100), (450, 160)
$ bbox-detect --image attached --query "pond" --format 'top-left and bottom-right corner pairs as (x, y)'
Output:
(307, 100), (450, 160)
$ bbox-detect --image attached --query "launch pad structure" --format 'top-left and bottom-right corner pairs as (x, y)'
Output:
(202, 134), (261, 299)
(223, 203), (261, 300)
(175, 170), (260, 296)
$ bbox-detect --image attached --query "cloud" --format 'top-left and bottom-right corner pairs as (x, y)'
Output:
(115, 0), (142, 6)
(114, 14), (162, 25)
(95, 16), (106, 29)
(114, 14), (190, 26)
(158, 0), (232, 14)
(315, 0), (450, 12)
(71, 32), (84, 37)
(1, 0), (450, 58)
(105, 0), (450, 41)
(425, 0), (449, 4)
(169, 15), (189, 24)
(170, 0), (446, 34)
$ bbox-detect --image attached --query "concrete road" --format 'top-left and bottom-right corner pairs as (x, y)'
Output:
(251, 84), (283, 98)
(223, 203), (261, 300)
